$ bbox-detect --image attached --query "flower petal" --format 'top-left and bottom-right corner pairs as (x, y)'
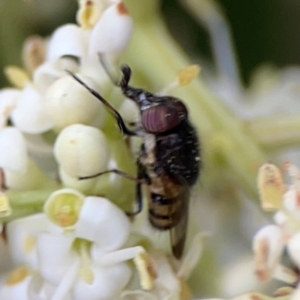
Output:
(44, 75), (106, 130)
(75, 196), (130, 250)
(54, 124), (109, 178)
(252, 225), (284, 282)
(11, 85), (53, 133)
(88, 2), (133, 62)
(0, 127), (27, 172)
(72, 263), (131, 300)
(6, 214), (49, 269)
(36, 233), (77, 285)
(0, 88), (20, 129)
(287, 231), (300, 269)
(47, 24), (88, 62)
(33, 61), (65, 94)
(0, 267), (31, 300)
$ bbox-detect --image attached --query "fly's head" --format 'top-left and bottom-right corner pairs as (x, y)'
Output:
(119, 65), (188, 134)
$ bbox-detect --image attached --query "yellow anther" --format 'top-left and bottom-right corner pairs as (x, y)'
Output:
(257, 162), (284, 211)
(178, 65), (200, 86)
(6, 266), (29, 286)
(0, 192), (12, 218)
(4, 66), (31, 89)
(77, 0), (103, 30)
(76, 239), (94, 284)
(22, 235), (36, 253)
(134, 250), (157, 291)
(179, 277), (192, 300)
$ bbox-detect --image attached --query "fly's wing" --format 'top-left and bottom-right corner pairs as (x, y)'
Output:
(170, 182), (190, 259)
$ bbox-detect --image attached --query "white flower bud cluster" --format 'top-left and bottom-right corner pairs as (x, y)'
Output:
(0, 0), (135, 194)
(253, 162), (300, 295)
(0, 1), (170, 299)
(0, 1), (208, 299)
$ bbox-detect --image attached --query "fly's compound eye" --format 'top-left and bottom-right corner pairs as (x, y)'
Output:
(141, 98), (188, 133)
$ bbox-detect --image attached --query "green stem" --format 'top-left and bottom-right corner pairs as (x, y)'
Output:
(246, 114), (300, 150)
(2, 188), (59, 223)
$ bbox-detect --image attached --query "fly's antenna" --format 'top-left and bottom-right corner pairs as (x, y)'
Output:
(119, 65), (131, 90)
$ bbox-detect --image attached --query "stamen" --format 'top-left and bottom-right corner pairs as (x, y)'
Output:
(76, 239), (94, 284)
(22, 234), (36, 253)
(6, 266), (29, 286)
(178, 65), (201, 86)
(4, 66), (31, 89)
(257, 162), (284, 211)
(134, 250), (157, 290)
(76, 0), (103, 30)
(51, 259), (80, 300)
(0, 191), (12, 218)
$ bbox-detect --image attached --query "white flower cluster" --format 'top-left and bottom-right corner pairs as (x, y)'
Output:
(253, 162), (300, 299)
(0, 1), (206, 299)
(0, 0), (136, 195)
(1, 189), (136, 300)
(0, 187), (206, 299)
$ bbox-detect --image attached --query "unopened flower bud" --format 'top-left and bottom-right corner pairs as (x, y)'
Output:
(45, 76), (106, 130)
(88, 2), (133, 62)
(119, 98), (140, 124)
(11, 85), (53, 134)
(0, 127), (27, 173)
(0, 89), (20, 129)
(54, 124), (109, 178)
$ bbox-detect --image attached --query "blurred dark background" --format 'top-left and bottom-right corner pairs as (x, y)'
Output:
(0, 0), (300, 87)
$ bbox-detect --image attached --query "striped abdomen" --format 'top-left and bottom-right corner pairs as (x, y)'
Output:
(148, 193), (182, 230)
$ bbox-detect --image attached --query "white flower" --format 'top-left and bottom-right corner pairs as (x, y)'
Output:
(11, 84), (53, 134)
(122, 233), (208, 300)
(1, 188), (158, 300)
(253, 162), (300, 286)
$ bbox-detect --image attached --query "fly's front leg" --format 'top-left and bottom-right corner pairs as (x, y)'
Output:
(127, 162), (150, 217)
(67, 71), (143, 137)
